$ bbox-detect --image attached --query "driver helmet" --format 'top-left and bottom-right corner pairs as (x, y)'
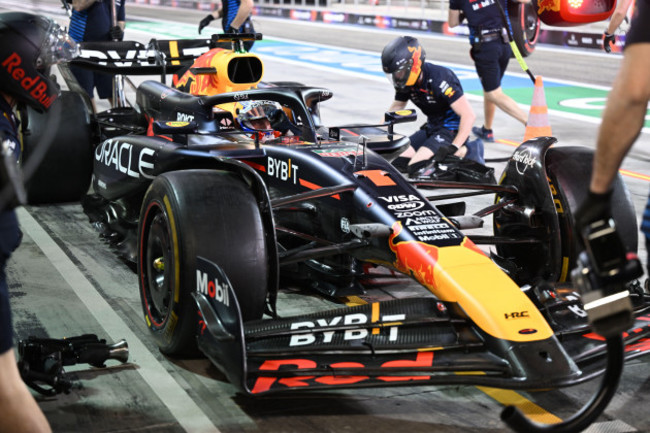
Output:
(381, 36), (425, 90)
(237, 100), (283, 140)
(0, 12), (79, 112)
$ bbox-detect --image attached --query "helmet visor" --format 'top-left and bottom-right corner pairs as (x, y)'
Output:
(38, 20), (79, 69)
(238, 101), (281, 132)
(387, 62), (411, 89)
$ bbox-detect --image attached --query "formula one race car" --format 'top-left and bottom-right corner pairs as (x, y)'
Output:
(23, 34), (650, 432)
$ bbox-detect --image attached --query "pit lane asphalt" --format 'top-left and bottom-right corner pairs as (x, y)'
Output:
(4, 2), (650, 432)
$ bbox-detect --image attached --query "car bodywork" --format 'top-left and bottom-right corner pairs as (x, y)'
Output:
(25, 34), (650, 432)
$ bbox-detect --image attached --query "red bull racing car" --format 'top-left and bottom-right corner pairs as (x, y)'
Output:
(23, 34), (650, 432)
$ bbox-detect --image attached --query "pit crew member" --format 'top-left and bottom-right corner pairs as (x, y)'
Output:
(381, 36), (484, 178)
(68, 0), (126, 111)
(0, 12), (78, 432)
(448, 0), (529, 142)
(575, 0), (650, 270)
(198, 0), (255, 51)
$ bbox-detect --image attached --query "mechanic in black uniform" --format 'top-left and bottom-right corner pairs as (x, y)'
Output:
(0, 12), (77, 432)
(198, 0), (255, 51)
(575, 0), (650, 270)
(382, 36), (484, 178)
(68, 0), (126, 112)
(448, 0), (529, 142)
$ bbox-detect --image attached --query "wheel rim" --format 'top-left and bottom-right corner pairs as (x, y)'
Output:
(144, 210), (173, 326)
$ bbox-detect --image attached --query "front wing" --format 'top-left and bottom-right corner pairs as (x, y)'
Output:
(193, 281), (650, 396)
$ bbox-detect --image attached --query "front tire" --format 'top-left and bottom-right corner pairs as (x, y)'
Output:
(138, 170), (269, 356)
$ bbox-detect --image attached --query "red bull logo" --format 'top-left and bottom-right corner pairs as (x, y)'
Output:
(537, 0), (560, 14)
(2, 52), (56, 109)
(389, 221), (440, 290)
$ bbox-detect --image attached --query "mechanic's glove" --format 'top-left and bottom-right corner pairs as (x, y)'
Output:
(109, 26), (124, 41)
(603, 31), (615, 53)
(433, 144), (459, 163)
(198, 14), (215, 34)
(574, 190), (613, 245)
(406, 158), (433, 178)
(226, 25), (240, 34)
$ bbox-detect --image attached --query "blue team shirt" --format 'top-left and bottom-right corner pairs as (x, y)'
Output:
(449, 0), (510, 43)
(0, 96), (20, 355)
(394, 62), (464, 131)
(222, 0), (244, 31)
(69, 0), (126, 43)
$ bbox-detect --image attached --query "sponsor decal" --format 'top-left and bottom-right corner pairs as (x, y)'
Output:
(166, 121), (190, 127)
(440, 80), (455, 98)
(565, 293), (587, 318)
(267, 157), (299, 184)
(2, 52), (55, 109)
(322, 12), (346, 23)
(233, 92), (249, 101)
(471, 0), (496, 11)
(312, 147), (362, 158)
(583, 314), (650, 353)
(504, 311), (530, 319)
(290, 10), (316, 21)
(405, 215), (442, 226)
(512, 148), (537, 175)
(288, 312), (405, 347)
(195, 257), (230, 307)
(548, 178), (564, 214)
(379, 195), (425, 212)
(95, 139), (155, 179)
(340, 217), (350, 234)
(251, 351), (434, 393)
(176, 113), (194, 122)
(394, 209), (438, 219)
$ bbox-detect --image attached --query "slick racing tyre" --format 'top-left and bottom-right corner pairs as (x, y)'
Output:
(495, 146), (637, 285)
(138, 170), (269, 356)
(546, 146), (637, 271)
(508, 0), (540, 57)
(20, 90), (94, 204)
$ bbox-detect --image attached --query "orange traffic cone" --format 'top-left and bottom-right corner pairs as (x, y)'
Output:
(522, 76), (552, 143)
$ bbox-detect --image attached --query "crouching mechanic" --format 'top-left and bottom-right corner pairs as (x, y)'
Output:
(0, 12), (78, 433)
(381, 36), (484, 178)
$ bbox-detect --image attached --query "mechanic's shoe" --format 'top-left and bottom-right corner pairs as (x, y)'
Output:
(472, 125), (494, 142)
(464, 138), (485, 165)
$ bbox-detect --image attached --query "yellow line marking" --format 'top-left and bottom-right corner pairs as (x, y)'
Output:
(476, 386), (562, 424)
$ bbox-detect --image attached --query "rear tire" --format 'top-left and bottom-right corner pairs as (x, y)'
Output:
(21, 90), (94, 204)
(508, 0), (540, 57)
(138, 170), (269, 356)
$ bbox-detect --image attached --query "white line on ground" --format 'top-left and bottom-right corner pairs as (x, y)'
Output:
(17, 207), (220, 433)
